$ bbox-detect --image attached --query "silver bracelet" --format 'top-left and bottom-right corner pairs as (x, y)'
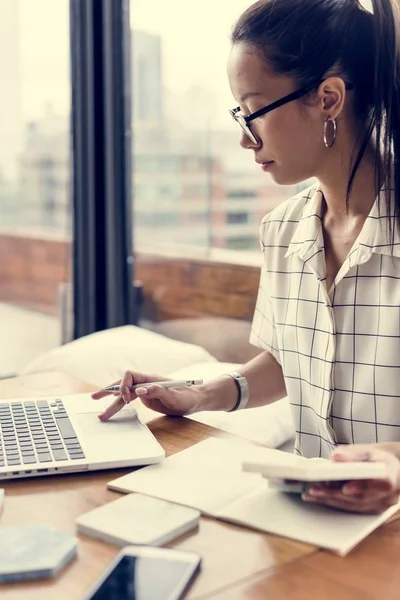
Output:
(225, 372), (249, 412)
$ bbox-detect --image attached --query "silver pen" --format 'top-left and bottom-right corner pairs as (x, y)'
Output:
(102, 378), (203, 394)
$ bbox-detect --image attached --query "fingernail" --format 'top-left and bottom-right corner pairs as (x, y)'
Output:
(309, 488), (325, 497)
(135, 387), (148, 395)
(302, 493), (317, 503)
(342, 484), (357, 495)
(335, 449), (372, 462)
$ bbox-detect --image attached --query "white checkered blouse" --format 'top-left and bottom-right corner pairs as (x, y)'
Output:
(250, 184), (400, 458)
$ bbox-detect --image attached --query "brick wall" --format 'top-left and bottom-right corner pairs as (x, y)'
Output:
(0, 233), (260, 321)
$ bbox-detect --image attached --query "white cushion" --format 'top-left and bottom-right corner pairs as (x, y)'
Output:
(21, 325), (217, 388)
(22, 327), (295, 449)
(137, 362), (295, 449)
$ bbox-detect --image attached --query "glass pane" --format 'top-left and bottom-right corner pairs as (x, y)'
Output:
(0, 0), (71, 376)
(130, 1), (310, 255)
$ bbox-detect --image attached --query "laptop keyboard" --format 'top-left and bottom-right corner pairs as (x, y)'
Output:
(0, 399), (86, 468)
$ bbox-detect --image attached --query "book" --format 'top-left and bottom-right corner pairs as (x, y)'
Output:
(76, 493), (200, 547)
(108, 437), (400, 556)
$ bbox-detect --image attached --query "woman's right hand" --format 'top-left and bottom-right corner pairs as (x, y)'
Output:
(91, 370), (204, 421)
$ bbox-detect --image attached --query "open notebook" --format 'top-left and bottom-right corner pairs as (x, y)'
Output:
(108, 438), (400, 556)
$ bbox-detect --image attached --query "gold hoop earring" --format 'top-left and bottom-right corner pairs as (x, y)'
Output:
(323, 116), (337, 148)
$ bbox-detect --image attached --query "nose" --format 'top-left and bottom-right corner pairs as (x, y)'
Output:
(239, 130), (261, 150)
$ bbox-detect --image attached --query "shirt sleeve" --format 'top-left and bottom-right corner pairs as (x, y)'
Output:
(249, 255), (281, 365)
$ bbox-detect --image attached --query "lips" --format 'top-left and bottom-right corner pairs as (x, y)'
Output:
(260, 161), (275, 172)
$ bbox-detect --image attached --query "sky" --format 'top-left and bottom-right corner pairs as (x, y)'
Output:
(15, 0), (251, 127)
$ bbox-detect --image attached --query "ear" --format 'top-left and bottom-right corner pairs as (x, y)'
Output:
(316, 77), (347, 120)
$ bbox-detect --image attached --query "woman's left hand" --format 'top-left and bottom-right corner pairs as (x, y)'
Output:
(302, 445), (400, 514)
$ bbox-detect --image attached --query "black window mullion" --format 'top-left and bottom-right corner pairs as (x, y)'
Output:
(70, 0), (136, 340)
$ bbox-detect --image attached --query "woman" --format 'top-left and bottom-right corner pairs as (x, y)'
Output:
(93, 0), (400, 514)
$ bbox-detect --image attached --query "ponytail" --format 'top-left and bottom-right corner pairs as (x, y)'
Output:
(370, 0), (400, 234)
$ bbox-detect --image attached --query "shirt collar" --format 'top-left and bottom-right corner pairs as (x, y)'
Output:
(285, 185), (324, 262)
(285, 184), (400, 264)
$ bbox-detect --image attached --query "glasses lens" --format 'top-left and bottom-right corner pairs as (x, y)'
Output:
(231, 112), (258, 144)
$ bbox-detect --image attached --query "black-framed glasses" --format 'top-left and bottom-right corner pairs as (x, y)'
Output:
(229, 80), (354, 144)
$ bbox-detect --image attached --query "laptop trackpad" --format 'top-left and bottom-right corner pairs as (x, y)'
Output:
(73, 409), (161, 462)
(76, 409), (139, 438)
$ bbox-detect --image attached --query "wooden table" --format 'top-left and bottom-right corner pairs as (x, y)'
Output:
(0, 372), (399, 600)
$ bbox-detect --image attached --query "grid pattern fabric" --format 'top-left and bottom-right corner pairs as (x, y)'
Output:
(250, 184), (400, 458)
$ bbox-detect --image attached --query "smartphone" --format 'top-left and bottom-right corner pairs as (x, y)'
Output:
(82, 545), (201, 600)
(267, 477), (348, 494)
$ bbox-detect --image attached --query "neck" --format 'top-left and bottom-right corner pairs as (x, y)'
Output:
(317, 142), (378, 220)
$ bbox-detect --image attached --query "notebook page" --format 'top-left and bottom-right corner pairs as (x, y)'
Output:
(108, 437), (296, 516)
(218, 484), (400, 555)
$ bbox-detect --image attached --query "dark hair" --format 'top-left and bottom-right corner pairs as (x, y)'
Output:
(231, 0), (400, 233)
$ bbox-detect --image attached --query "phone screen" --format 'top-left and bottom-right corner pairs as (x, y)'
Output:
(87, 552), (200, 600)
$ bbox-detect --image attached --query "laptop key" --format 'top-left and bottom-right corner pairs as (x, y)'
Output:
(38, 453), (52, 463)
(22, 450), (34, 457)
(69, 453), (85, 460)
(55, 417), (78, 440)
(7, 458), (21, 465)
(35, 442), (49, 450)
(53, 449), (68, 461)
(22, 456), (36, 464)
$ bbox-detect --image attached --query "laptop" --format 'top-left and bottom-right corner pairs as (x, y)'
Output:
(0, 393), (165, 481)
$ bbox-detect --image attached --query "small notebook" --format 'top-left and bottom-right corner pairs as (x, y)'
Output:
(76, 493), (200, 547)
(242, 455), (389, 482)
(108, 438), (400, 556)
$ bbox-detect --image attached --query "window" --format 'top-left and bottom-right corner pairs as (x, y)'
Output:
(227, 212), (249, 225)
(226, 236), (258, 251)
(228, 190), (257, 200)
(0, 0), (71, 375)
(130, 1), (308, 255)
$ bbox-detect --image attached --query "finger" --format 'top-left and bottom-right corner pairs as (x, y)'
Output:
(120, 371), (138, 404)
(332, 446), (373, 463)
(342, 479), (392, 496)
(332, 446), (400, 489)
(308, 481), (389, 501)
(304, 493), (399, 514)
(304, 496), (371, 513)
(119, 371), (160, 404)
(92, 380), (121, 400)
(98, 395), (125, 421)
(305, 484), (396, 514)
(302, 489), (385, 513)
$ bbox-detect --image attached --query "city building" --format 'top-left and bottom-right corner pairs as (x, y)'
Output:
(0, 0), (22, 182)
(132, 30), (164, 127)
(13, 26), (307, 250)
